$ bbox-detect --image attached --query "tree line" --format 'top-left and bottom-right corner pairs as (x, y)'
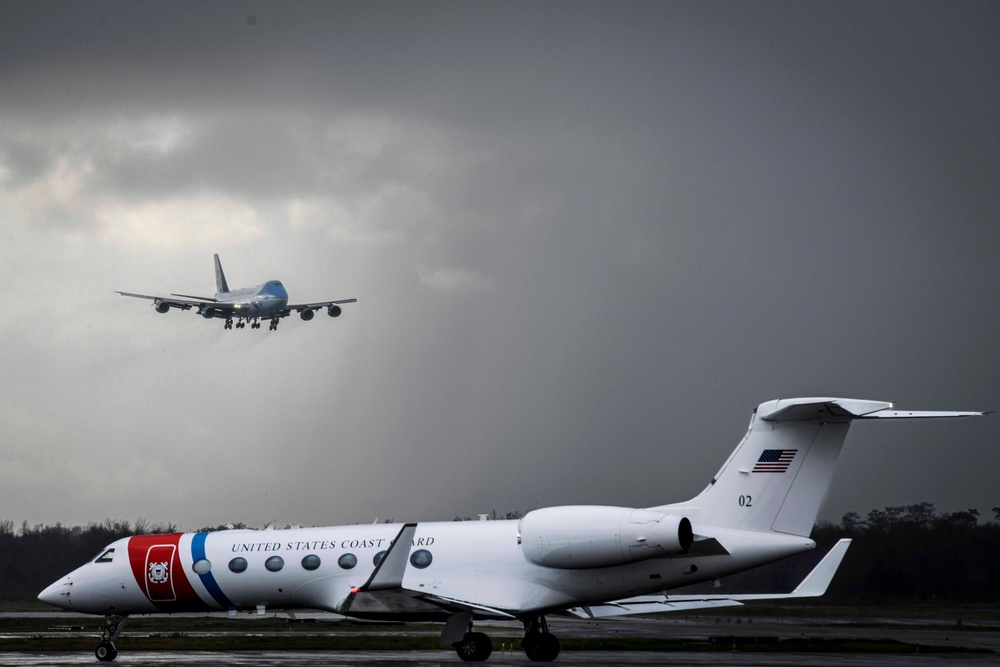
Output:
(3, 505), (999, 602)
(685, 503), (1000, 601)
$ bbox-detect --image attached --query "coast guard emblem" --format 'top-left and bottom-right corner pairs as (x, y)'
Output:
(148, 561), (169, 585)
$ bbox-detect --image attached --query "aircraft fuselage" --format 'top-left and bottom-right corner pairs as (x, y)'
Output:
(207, 280), (289, 319)
(37, 519), (813, 618)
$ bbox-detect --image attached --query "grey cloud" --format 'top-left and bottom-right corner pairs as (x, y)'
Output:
(0, 1), (997, 530)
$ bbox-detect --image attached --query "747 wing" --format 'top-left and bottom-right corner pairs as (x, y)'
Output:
(278, 298), (358, 321)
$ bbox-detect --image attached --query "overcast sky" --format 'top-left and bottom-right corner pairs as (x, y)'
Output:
(1, 1), (997, 531)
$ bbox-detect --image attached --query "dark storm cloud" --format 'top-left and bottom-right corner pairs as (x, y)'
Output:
(0, 1), (997, 529)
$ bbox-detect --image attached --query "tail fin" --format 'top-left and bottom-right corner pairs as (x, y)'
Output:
(658, 398), (984, 537)
(213, 254), (230, 294)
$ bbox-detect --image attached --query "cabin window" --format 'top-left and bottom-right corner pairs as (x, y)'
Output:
(301, 554), (321, 571)
(229, 558), (248, 573)
(265, 556), (284, 572)
(94, 549), (115, 563)
(338, 553), (357, 570)
(410, 549), (433, 569)
(373, 550), (386, 566)
(192, 559), (212, 575)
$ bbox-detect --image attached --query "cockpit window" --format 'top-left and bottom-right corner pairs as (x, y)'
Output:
(95, 548), (115, 563)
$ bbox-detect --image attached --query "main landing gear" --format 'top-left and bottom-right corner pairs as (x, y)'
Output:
(453, 629), (493, 662)
(450, 615), (560, 662)
(223, 317), (280, 330)
(95, 614), (127, 661)
(522, 616), (561, 662)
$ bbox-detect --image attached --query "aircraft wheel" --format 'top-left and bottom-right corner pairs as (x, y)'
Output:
(95, 641), (117, 661)
(453, 631), (492, 662)
(523, 631), (560, 662)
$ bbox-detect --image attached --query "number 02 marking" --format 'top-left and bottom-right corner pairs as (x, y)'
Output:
(739, 495), (752, 507)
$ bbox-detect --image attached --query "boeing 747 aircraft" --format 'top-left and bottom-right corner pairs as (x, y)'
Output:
(38, 397), (984, 662)
(117, 254), (356, 330)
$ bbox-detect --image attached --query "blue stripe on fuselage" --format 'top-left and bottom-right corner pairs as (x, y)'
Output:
(191, 533), (235, 610)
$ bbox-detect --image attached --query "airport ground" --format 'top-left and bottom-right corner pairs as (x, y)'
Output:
(1, 604), (998, 665)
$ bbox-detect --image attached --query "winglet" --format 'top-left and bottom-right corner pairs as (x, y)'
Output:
(709, 538), (852, 600)
(787, 538), (851, 597)
(570, 538), (853, 618)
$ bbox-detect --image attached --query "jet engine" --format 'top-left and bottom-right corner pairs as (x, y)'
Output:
(518, 506), (692, 569)
(154, 301), (170, 313)
(327, 305), (342, 318)
(201, 307), (217, 319)
(300, 309), (315, 321)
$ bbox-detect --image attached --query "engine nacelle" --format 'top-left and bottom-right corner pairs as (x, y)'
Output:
(327, 305), (342, 318)
(300, 309), (315, 321)
(154, 301), (170, 314)
(518, 506), (692, 569)
(201, 307), (217, 319)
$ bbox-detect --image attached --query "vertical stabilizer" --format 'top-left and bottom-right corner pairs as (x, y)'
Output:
(655, 398), (983, 537)
(213, 254), (230, 295)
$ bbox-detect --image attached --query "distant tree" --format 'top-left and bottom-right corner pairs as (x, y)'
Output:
(195, 523), (250, 532)
(902, 502), (936, 528)
(840, 511), (864, 533)
(938, 508), (980, 529)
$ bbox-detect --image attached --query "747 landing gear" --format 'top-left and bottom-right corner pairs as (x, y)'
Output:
(96, 614), (127, 662)
(522, 616), (560, 662)
(268, 318), (280, 331)
(224, 318), (233, 330)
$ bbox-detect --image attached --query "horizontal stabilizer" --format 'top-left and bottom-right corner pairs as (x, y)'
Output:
(760, 398), (985, 422)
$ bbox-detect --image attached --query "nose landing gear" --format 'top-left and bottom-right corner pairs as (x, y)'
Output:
(96, 614), (127, 662)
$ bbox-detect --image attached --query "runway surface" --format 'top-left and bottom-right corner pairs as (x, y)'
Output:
(2, 610), (997, 666)
(1, 651), (996, 666)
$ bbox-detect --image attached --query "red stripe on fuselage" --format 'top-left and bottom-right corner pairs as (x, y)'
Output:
(128, 533), (209, 612)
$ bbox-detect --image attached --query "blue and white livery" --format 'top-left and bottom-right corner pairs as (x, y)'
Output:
(117, 254), (356, 330)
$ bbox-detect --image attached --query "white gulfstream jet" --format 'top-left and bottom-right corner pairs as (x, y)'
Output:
(38, 397), (984, 662)
(116, 254), (357, 331)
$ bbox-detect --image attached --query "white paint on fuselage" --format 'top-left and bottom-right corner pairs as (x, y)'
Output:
(215, 280), (289, 319)
(38, 520), (814, 618)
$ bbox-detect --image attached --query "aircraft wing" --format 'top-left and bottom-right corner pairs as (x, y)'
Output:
(115, 291), (236, 317)
(278, 298), (358, 319)
(116, 291), (200, 310)
(340, 523), (521, 624)
(564, 539), (851, 619)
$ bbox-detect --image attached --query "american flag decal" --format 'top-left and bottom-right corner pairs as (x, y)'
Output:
(752, 449), (797, 473)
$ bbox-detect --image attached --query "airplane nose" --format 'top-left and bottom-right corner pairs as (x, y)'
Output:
(38, 576), (73, 609)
